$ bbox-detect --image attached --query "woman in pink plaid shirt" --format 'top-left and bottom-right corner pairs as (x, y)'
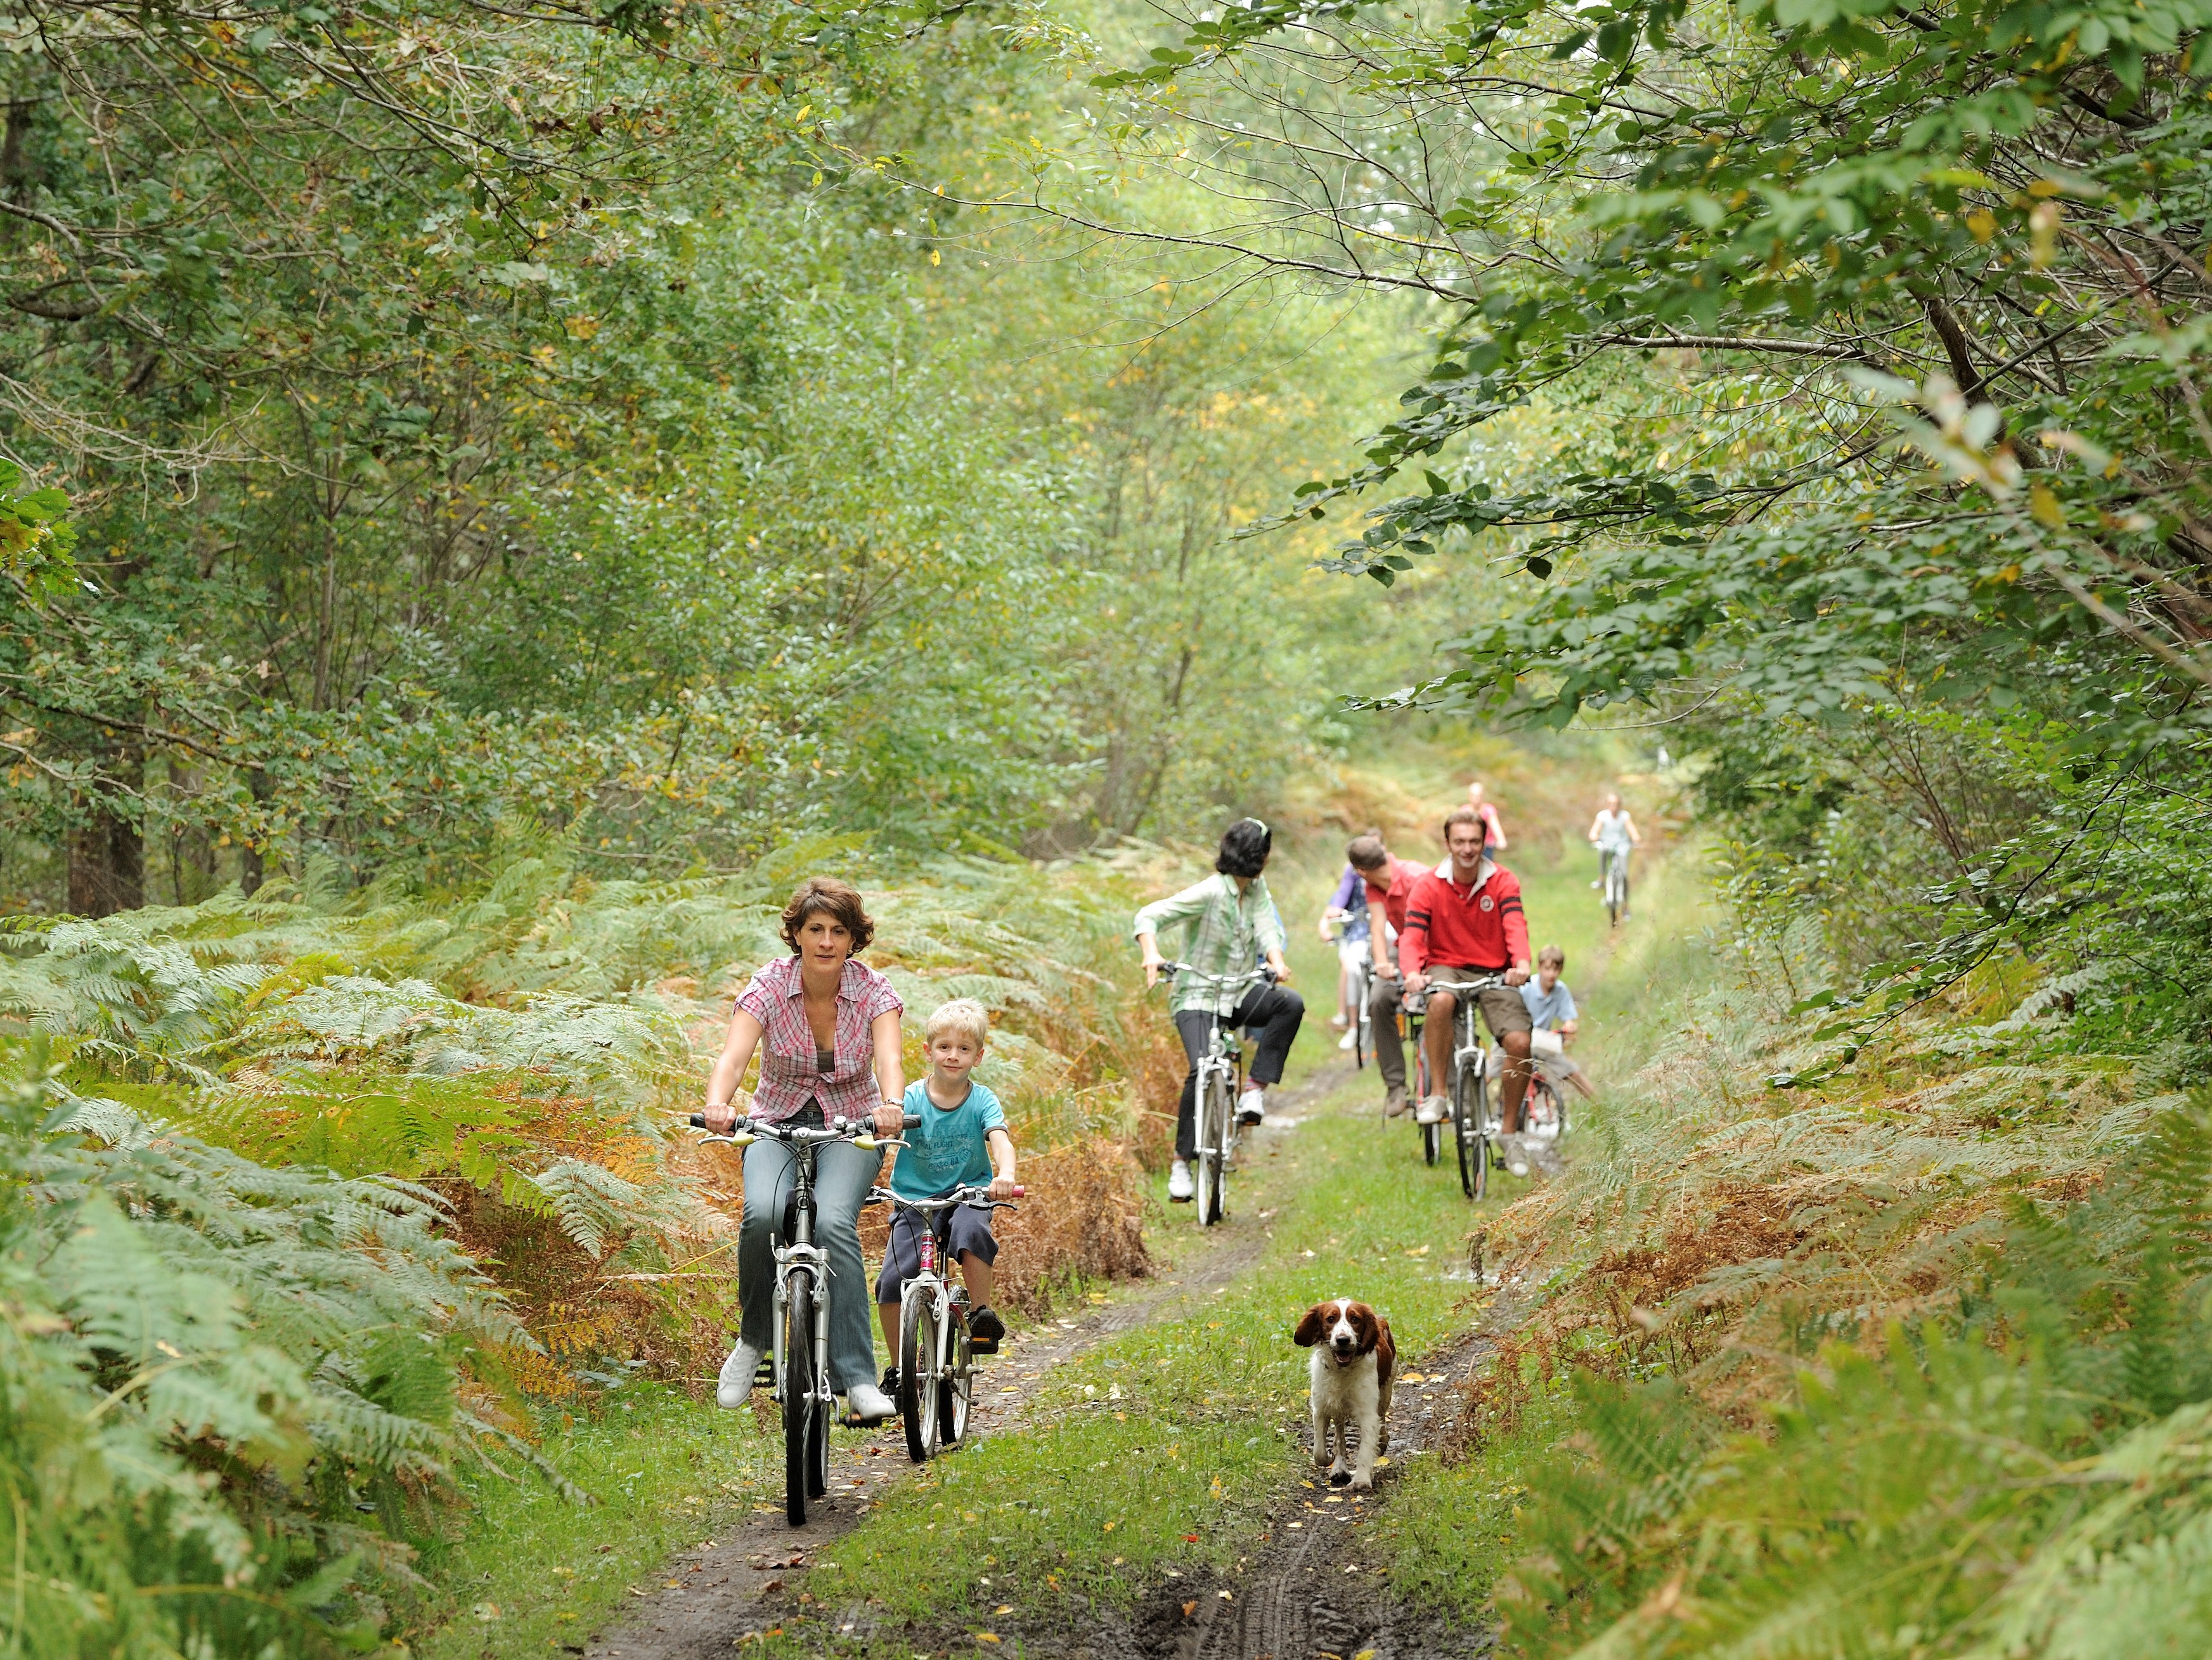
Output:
(702, 877), (908, 1422)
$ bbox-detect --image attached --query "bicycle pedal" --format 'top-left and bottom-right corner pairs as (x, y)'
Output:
(754, 1361), (775, 1385)
(967, 1338), (1000, 1355)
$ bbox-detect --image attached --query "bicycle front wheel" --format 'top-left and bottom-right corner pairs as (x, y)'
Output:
(899, 1288), (941, 1463)
(782, 1269), (816, 1524)
(1454, 1063), (1486, 1200)
(1196, 1072), (1229, 1226)
(939, 1311), (973, 1448)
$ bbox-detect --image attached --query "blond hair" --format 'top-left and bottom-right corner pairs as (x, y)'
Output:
(924, 997), (990, 1048)
(1537, 943), (1567, 969)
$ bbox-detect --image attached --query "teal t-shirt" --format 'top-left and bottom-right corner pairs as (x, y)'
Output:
(890, 1078), (1007, 1201)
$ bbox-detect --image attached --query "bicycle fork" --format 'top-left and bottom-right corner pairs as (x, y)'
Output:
(771, 1194), (834, 1412)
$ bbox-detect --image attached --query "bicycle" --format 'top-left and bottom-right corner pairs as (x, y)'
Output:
(1155, 961), (1272, 1227)
(687, 1108), (918, 1525)
(1600, 847), (1631, 928)
(1525, 1065), (1571, 1143)
(870, 1181), (1024, 1462)
(1415, 973), (1509, 1200)
(1347, 956), (1373, 1072)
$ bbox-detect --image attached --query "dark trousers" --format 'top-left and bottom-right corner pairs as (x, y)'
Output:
(1172, 984), (1305, 1160)
(1368, 974), (1409, 1090)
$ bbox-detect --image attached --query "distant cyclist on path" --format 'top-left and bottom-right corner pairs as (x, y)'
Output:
(1345, 831), (1428, 1119)
(1589, 791), (1641, 914)
(1133, 819), (1305, 1204)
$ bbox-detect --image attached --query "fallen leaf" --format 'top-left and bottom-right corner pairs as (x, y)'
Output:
(976, 1635), (1002, 1645)
(1181, 1601), (1198, 1619)
(993, 1605), (1013, 1615)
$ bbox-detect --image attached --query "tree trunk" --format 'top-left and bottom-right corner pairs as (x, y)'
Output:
(239, 766), (271, 895)
(68, 807), (143, 916)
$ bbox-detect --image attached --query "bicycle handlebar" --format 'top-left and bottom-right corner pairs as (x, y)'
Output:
(866, 1183), (1025, 1210)
(683, 1110), (924, 1147)
(1156, 961), (1278, 989)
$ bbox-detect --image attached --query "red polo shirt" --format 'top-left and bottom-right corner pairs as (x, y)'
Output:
(1399, 861), (1530, 976)
(1361, 855), (1428, 935)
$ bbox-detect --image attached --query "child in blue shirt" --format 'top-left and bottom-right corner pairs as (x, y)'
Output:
(875, 997), (1019, 1361)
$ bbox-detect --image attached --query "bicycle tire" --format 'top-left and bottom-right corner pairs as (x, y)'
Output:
(940, 1311), (973, 1448)
(782, 1269), (815, 1524)
(807, 1376), (829, 1498)
(1422, 1117), (1441, 1165)
(1196, 1071), (1229, 1226)
(1452, 1061), (1482, 1198)
(899, 1289), (940, 1463)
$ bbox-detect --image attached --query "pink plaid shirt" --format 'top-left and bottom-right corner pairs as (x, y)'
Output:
(735, 956), (904, 1124)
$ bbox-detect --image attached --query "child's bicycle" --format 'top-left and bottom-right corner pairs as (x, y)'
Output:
(1156, 961), (1273, 1227)
(688, 1108), (918, 1525)
(869, 1182), (1024, 1462)
(1420, 973), (1509, 1200)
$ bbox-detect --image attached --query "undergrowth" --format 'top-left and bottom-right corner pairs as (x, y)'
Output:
(1400, 956), (2212, 1659)
(0, 841), (1180, 1652)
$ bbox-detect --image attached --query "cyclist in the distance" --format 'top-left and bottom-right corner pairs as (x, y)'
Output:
(1134, 818), (1303, 1203)
(1345, 832), (1427, 1118)
(1588, 792), (1641, 912)
(1317, 856), (1373, 1050)
(1466, 779), (1508, 853)
(1400, 807), (1534, 1142)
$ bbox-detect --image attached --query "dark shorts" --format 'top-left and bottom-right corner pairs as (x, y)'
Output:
(874, 1203), (997, 1302)
(1425, 967), (1533, 1039)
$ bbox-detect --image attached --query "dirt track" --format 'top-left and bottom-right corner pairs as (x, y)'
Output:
(581, 1063), (1352, 1659)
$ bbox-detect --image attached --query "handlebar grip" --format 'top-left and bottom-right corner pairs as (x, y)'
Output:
(902, 1112), (923, 1129)
(688, 1113), (706, 1128)
(1011, 1184), (1026, 1198)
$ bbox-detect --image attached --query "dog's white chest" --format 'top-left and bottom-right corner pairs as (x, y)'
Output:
(1310, 1349), (1380, 1417)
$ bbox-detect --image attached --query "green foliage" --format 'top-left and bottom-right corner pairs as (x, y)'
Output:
(1070, 0), (2212, 1068)
(0, 1042), (522, 1656)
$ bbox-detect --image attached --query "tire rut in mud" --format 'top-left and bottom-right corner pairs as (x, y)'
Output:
(1059, 1332), (1497, 1660)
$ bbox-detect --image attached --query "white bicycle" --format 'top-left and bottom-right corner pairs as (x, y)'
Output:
(1156, 962), (1273, 1226)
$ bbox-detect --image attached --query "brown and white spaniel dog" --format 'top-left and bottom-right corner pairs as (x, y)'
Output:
(1293, 1299), (1395, 1490)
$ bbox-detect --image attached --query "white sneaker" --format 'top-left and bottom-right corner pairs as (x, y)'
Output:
(1238, 1086), (1267, 1124)
(1415, 1095), (1447, 1125)
(1168, 1160), (1194, 1202)
(1503, 1134), (1530, 1177)
(846, 1382), (895, 1423)
(1338, 1030), (1355, 1051)
(716, 1339), (764, 1408)
(1590, 879), (1601, 890)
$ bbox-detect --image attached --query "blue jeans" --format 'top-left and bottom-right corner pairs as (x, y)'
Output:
(738, 1105), (881, 1392)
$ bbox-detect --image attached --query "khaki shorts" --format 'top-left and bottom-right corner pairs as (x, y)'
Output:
(1422, 968), (1532, 1039)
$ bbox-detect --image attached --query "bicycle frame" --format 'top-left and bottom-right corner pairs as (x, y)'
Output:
(1156, 962), (1271, 1224)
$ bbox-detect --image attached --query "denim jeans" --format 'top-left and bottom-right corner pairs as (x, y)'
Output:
(737, 1103), (881, 1392)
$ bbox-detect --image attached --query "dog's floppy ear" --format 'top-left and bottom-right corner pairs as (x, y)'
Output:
(1343, 1302), (1380, 1354)
(1292, 1304), (1330, 1347)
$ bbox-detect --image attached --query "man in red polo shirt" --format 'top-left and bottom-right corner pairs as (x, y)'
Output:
(1400, 806), (1536, 1148)
(1347, 832), (1428, 1117)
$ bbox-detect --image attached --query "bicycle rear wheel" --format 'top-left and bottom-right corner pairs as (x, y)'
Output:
(939, 1311), (973, 1448)
(899, 1288), (940, 1463)
(1454, 1063), (1487, 1200)
(782, 1270), (816, 1524)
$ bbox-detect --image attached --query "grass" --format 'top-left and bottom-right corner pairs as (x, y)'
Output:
(400, 1384), (780, 1658)
(768, 1065), (1529, 1654)
(398, 768), (1719, 1659)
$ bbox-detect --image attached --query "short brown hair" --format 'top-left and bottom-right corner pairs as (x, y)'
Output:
(779, 877), (875, 954)
(1442, 804), (1486, 841)
(1347, 834), (1388, 871)
(1538, 943), (1566, 969)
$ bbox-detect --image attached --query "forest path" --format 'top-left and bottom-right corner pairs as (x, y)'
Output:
(580, 1058), (1356, 1659)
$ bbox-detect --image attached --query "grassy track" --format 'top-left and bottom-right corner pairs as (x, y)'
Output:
(404, 1387), (780, 1658)
(406, 802), (1714, 1658)
(785, 1067), (1506, 1654)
